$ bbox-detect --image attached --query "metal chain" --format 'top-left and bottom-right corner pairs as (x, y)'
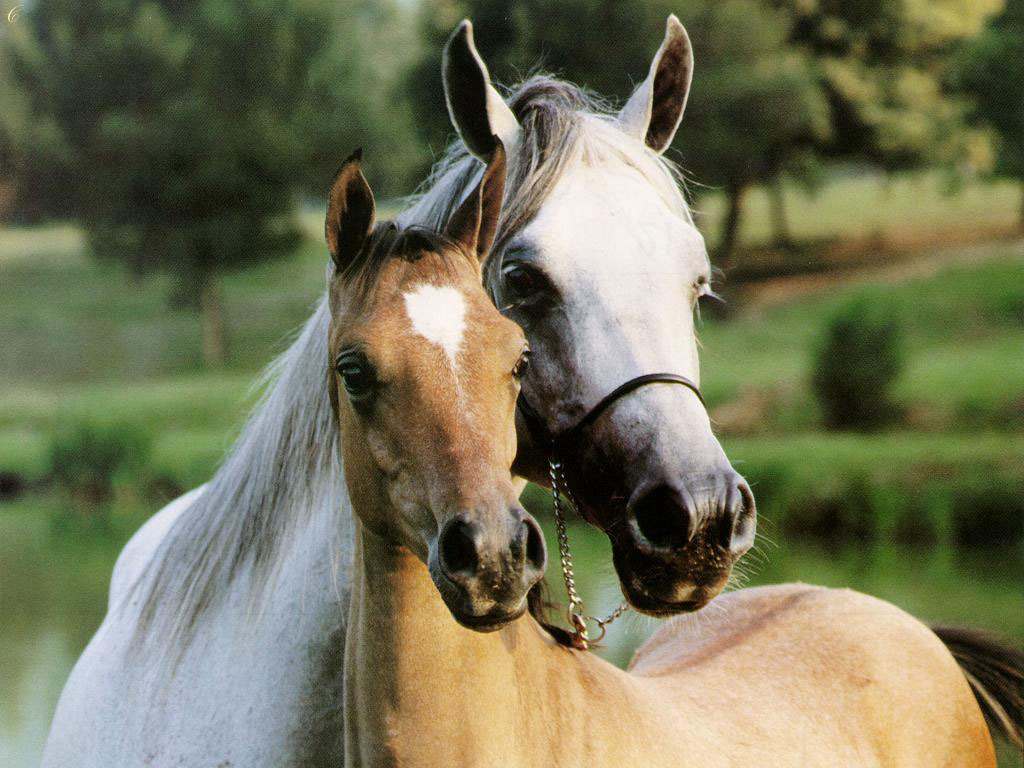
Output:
(548, 457), (629, 651)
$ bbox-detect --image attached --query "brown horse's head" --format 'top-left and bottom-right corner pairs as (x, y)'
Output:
(326, 144), (545, 631)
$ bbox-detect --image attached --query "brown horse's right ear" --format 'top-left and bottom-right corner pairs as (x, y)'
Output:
(445, 139), (507, 264)
(326, 148), (376, 272)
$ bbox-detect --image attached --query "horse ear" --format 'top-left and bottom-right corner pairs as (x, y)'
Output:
(325, 148), (376, 272)
(445, 139), (507, 263)
(443, 20), (521, 161)
(617, 15), (694, 154)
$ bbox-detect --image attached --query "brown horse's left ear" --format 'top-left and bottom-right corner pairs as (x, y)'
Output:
(326, 148), (376, 272)
(444, 138), (507, 263)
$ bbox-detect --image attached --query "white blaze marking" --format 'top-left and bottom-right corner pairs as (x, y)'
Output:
(403, 284), (466, 368)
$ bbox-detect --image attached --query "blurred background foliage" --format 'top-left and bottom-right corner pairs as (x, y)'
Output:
(0, 1), (1021, 765)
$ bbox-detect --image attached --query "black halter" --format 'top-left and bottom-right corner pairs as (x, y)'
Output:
(517, 373), (706, 456)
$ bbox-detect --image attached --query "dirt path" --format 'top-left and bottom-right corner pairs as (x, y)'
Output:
(735, 235), (1024, 312)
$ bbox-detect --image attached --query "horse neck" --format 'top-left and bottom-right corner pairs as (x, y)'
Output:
(344, 520), (650, 768)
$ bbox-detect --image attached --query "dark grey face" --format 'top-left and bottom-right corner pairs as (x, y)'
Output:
(494, 165), (756, 616)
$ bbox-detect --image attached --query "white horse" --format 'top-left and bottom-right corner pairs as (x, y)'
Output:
(44, 18), (756, 766)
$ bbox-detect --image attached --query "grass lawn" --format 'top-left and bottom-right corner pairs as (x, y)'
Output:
(0, 170), (1021, 520)
(699, 240), (1024, 431)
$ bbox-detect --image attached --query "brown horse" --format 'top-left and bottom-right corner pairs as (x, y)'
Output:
(326, 145), (1021, 768)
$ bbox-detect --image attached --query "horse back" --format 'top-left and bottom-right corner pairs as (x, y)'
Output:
(629, 584), (996, 767)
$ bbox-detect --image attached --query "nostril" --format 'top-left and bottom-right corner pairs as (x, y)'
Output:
(730, 481), (757, 555)
(439, 518), (480, 579)
(523, 516), (546, 572)
(631, 484), (694, 550)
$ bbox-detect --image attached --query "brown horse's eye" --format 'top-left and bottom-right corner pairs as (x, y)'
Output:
(337, 351), (377, 403)
(512, 348), (531, 378)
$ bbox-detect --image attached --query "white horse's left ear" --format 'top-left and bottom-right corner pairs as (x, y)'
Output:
(618, 15), (694, 154)
(443, 20), (521, 161)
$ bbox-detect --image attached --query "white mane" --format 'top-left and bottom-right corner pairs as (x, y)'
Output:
(134, 75), (693, 650)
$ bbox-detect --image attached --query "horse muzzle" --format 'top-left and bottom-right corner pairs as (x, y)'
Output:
(431, 507), (547, 631)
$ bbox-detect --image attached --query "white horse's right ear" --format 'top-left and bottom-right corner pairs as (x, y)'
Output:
(618, 15), (694, 154)
(443, 20), (521, 161)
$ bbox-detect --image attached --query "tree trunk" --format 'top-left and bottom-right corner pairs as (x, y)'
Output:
(769, 176), (793, 247)
(717, 182), (749, 269)
(199, 271), (227, 366)
(1019, 182), (1024, 233)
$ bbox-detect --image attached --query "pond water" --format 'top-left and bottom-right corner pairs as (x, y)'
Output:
(2, 500), (1022, 766)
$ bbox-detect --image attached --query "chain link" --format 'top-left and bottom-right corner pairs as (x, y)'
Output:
(548, 457), (629, 651)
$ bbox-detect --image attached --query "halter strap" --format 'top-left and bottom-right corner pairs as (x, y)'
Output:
(520, 371), (705, 650)
(517, 372), (706, 455)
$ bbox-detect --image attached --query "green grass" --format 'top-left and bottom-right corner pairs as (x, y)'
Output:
(699, 241), (1024, 430)
(0, 230), (328, 383)
(0, 178), (1022, 767)
(0, 174), (1021, 516)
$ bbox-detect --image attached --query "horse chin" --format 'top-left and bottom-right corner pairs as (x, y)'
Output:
(428, 568), (526, 631)
(611, 544), (732, 617)
(449, 603), (527, 633)
(620, 580), (713, 617)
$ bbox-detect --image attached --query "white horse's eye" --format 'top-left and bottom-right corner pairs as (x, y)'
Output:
(503, 263), (541, 298)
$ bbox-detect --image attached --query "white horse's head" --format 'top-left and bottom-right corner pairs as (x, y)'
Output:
(437, 18), (755, 616)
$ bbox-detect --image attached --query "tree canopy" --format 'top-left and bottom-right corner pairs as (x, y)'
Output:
(772, 0), (1003, 170)
(2, 0), (418, 363)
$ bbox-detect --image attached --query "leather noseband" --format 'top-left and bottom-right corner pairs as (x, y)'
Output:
(517, 373), (706, 456)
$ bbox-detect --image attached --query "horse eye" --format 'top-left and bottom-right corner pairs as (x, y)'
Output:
(337, 352), (377, 402)
(512, 348), (531, 378)
(502, 263), (540, 298)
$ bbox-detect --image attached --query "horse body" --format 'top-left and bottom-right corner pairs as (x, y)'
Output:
(323, 138), (998, 768)
(43, 486), (354, 768)
(345, 525), (995, 768)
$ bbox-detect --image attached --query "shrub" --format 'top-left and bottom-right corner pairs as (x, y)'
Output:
(812, 300), (903, 430)
(779, 475), (878, 544)
(48, 420), (152, 506)
(951, 483), (1024, 549)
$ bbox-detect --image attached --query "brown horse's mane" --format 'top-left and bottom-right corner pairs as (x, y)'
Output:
(337, 222), (464, 297)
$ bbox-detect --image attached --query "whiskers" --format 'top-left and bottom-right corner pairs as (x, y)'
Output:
(726, 519), (777, 593)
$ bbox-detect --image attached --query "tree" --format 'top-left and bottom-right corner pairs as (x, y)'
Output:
(299, 0), (423, 199)
(673, 1), (829, 263)
(406, 0), (828, 264)
(0, 30), (31, 219)
(6, 0), (420, 364)
(770, 0), (1002, 171)
(956, 0), (1024, 228)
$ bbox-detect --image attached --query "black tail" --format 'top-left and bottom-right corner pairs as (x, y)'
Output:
(931, 624), (1024, 750)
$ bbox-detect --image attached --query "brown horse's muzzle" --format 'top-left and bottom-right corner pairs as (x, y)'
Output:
(431, 506), (547, 631)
